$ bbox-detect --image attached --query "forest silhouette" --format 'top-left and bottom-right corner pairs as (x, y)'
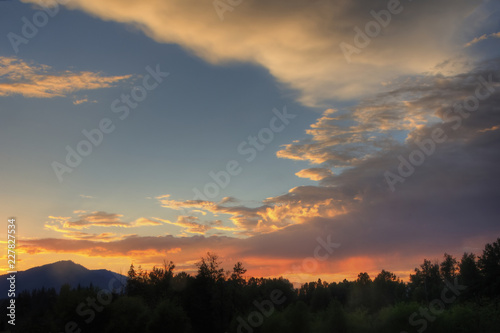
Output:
(3, 238), (499, 333)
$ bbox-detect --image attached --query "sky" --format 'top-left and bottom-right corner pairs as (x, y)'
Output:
(1, 0), (499, 283)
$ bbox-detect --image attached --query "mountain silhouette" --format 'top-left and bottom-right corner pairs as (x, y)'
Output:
(0, 260), (126, 295)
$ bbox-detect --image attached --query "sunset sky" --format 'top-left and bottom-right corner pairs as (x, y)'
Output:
(1, 0), (500, 283)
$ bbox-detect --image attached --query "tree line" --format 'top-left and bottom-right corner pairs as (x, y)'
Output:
(2, 238), (499, 333)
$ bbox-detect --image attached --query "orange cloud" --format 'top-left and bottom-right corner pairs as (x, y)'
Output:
(47, 212), (166, 231)
(157, 216), (211, 234)
(464, 31), (500, 47)
(157, 191), (349, 236)
(0, 57), (131, 98)
(44, 222), (136, 242)
(276, 105), (416, 168)
(133, 217), (163, 227)
(154, 216), (240, 235)
(43, 212), (168, 244)
(62, 211), (128, 229)
(127, 248), (182, 257)
(296, 168), (334, 181)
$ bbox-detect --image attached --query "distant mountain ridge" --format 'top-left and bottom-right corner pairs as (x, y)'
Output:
(0, 260), (127, 295)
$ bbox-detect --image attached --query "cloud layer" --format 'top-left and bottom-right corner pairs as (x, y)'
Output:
(22, 0), (485, 105)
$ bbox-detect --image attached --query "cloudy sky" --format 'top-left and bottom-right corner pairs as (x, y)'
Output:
(1, 0), (499, 282)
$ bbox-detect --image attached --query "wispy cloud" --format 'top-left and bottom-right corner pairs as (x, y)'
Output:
(464, 31), (500, 48)
(154, 216), (238, 235)
(72, 96), (97, 105)
(61, 211), (128, 229)
(0, 57), (131, 98)
(73, 98), (89, 105)
(44, 222), (136, 242)
(46, 211), (165, 232)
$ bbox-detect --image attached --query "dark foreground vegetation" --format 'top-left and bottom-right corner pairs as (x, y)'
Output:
(2, 238), (499, 333)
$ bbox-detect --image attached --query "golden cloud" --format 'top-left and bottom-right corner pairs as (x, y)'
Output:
(20, 0), (481, 105)
(0, 57), (131, 98)
(295, 168), (334, 181)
